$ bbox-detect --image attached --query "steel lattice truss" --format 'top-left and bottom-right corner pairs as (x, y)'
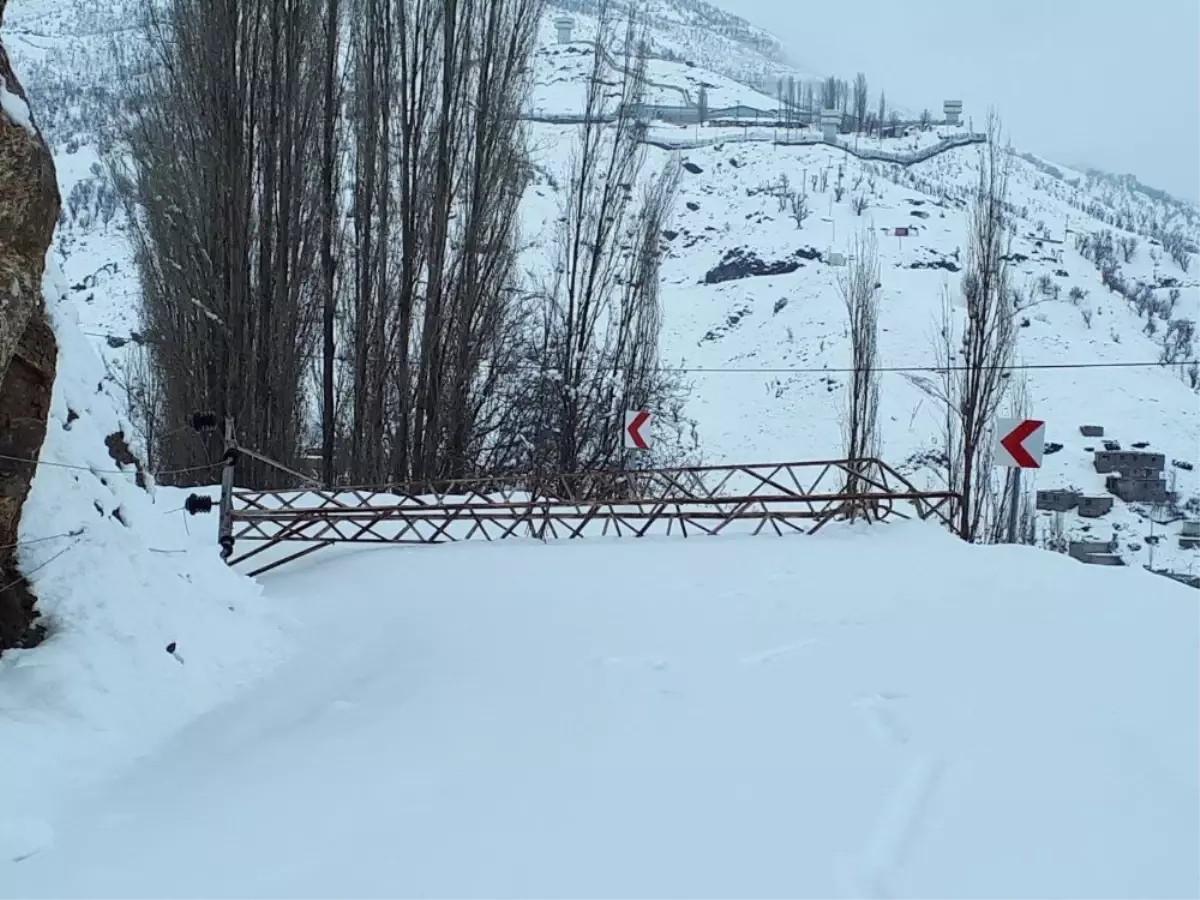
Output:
(226, 458), (959, 577)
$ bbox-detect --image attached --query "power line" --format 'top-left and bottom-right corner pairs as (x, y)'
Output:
(661, 359), (1198, 375)
(79, 331), (1194, 375)
(0, 529), (85, 553)
(0, 453), (219, 478)
(0, 543), (76, 595)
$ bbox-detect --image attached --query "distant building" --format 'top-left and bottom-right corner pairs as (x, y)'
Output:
(1093, 450), (1165, 474)
(819, 108), (841, 141)
(943, 100), (963, 126)
(1069, 539), (1124, 566)
(1077, 496), (1114, 518)
(1105, 472), (1171, 504)
(1180, 520), (1200, 550)
(1036, 489), (1079, 513)
(554, 16), (574, 44)
(1079, 425), (1105, 438)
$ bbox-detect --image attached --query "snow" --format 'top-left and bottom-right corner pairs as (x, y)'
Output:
(1, 524), (1197, 898)
(0, 2), (1198, 895)
(0, 72), (34, 133)
(0, 257), (292, 865)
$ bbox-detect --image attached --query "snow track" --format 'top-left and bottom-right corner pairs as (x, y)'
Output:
(3, 525), (1196, 898)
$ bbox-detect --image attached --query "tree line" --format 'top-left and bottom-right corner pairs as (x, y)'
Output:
(840, 114), (1032, 543)
(769, 71), (939, 137)
(115, 0), (688, 489)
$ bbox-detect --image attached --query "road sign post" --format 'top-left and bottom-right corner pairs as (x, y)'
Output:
(994, 418), (1046, 544)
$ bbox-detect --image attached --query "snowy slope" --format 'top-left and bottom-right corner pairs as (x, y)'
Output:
(5, 0), (1198, 579)
(0, 258), (292, 863)
(2, 525), (1198, 898)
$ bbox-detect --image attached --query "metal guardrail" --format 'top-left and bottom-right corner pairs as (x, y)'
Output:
(225, 458), (959, 577)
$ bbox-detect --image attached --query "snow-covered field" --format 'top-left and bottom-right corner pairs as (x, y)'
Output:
(2, 0), (1199, 896)
(3, 525), (1198, 898)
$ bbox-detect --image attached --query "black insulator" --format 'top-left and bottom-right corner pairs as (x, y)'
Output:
(184, 493), (214, 515)
(222, 447), (240, 465)
(191, 411), (219, 432)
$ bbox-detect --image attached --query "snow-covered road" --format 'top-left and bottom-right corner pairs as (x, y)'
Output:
(3, 525), (1197, 899)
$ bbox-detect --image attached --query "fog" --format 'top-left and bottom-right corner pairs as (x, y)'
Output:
(719, 0), (1200, 202)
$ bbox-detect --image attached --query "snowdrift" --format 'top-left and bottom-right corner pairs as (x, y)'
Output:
(0, 259), (291, 863)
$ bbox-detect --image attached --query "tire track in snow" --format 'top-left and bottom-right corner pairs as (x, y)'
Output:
(838, 694), (947, 899)
(739, 638), (817, 665)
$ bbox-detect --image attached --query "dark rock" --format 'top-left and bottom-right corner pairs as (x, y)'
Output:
(909, 258), (961, 272)
(703, 248), (803, 284)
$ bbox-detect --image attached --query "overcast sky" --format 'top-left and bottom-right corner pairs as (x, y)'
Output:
(717, 0), (1200, 202)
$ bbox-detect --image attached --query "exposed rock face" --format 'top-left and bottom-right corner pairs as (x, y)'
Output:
(0, 0), (63, 651)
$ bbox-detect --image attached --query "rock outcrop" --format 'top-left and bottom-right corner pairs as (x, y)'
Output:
(0, 0), (63, 651)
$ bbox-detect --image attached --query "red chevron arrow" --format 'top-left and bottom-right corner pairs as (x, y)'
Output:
(626, 410), (651, 450)
(1000, 419), (1044, 468)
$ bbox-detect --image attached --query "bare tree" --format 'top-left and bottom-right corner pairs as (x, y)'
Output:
(919, 113), (1017, 540)
(1118, 234), (1138, 263)
(523, 1), (687, 476)
(118, 0), (328, 487)
(852, 72), (868, 133)
(343, 0), (543, 484)
(789, 190), (809, 228)
(988, 369), (1035, 544)
(319, 0), (344, 485)
(839, 229), (881, 510)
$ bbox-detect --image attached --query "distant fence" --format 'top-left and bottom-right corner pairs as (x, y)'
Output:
(532, 38), (985, 166)
(521, 113), (985, 165)
(643, 129), (986, 166)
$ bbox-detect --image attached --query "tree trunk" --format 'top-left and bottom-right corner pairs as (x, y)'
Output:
(319, 0), (340, 486)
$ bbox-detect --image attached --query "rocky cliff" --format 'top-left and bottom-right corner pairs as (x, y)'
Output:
(0, 0), (62, 650)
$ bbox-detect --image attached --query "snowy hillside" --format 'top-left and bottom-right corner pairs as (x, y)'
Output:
(6, 0), (1199, 579)
(3, 527), (1198, 897)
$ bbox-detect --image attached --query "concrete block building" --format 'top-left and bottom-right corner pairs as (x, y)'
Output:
(1094, 450), (1171, 504)
(1105, 473), (1171, 504)
(1077, 496), (1114, 518)
(1180, 520), (1200, 550)
(1093, 450), (1165, 474)
(1036, 489), (1079, 512)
